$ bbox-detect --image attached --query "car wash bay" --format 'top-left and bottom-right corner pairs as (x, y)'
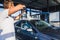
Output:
(0, 0), (60, 40)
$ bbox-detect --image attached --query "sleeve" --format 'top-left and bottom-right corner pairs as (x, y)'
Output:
(0, 9), (9, 19)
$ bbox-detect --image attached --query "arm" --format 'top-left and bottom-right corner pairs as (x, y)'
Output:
(8, 4), (25, 15)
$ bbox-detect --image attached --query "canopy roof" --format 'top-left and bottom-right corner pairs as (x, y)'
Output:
(0, 0), (60, 12)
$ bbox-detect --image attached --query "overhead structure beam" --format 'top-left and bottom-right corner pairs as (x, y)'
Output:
(42, 5), (60, 12)
(0, 0), (60, 12)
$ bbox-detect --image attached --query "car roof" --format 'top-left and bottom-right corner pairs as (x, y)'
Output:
(20, 18), (40, 21)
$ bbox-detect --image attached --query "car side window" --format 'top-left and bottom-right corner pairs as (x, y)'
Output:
(20, 21), (32, 30)
(21, 23), (30, 30)
(16, 21), (37, 35)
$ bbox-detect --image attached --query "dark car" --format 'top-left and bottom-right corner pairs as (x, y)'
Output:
(30, 20), (60, 40)
(14, 20), (59, 40)
(30, 20), (55, 31)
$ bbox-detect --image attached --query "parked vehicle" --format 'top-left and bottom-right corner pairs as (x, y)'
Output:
(30, 19), (54, 31)
(30, 19), (60, 40)
(14, 19), (58, 40)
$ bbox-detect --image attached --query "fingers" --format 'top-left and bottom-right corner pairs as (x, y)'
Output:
(17, 4), (26, 9)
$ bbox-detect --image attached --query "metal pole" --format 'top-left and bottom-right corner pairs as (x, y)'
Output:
(47, 0), (49, 23)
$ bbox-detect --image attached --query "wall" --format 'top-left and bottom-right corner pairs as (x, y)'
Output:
(49, 12), (60, 27)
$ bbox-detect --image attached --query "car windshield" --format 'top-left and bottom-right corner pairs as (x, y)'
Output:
(30, 20), (51, 30)
(15, 20), (37, 33)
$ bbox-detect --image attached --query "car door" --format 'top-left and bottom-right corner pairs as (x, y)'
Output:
(15, 20), (39, 40)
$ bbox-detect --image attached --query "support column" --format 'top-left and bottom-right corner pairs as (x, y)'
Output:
(45, 13), (49, 23)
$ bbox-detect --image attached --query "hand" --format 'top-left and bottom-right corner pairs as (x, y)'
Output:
(8, 4), (26, 15)
(15, 16), (20, 20)
(17, 4), (26, 9)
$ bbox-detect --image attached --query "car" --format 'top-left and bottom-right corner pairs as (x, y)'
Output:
(29, 19), (55, 31)
(14, 19), (59, 40)
(30, 19), (60, 40)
